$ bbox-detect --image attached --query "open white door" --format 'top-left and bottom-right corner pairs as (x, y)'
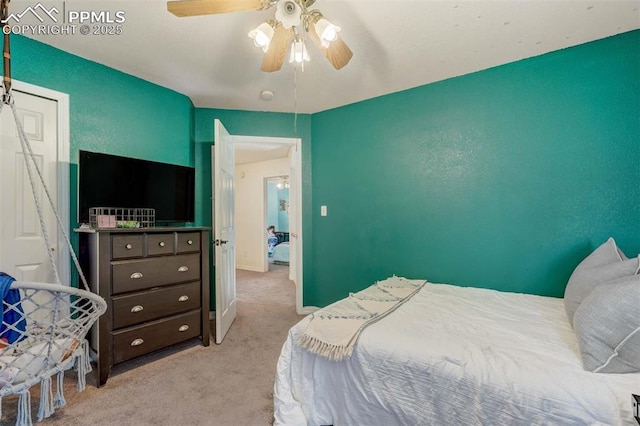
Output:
(213, 119), (237, 344)
(288, 148), (297, 283)
(288, 143), (304, 313)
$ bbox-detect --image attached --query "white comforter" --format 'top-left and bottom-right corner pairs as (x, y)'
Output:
(274, 283), (640, 425)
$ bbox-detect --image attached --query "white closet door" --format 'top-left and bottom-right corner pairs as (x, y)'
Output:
(0, 91), (58, 284)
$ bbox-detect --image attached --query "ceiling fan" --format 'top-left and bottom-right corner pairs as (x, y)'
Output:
(167, 0), (353, 72)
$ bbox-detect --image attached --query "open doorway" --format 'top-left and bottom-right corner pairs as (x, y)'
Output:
(266, 176), (290, 272)
(230, 135), (302, 304)
(212, 119), (303, 343)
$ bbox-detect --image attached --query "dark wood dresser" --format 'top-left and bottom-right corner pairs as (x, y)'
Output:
(77, 227), (211, 386)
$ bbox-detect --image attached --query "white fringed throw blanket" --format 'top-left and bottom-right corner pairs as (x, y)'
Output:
(299, 276), (427, 361)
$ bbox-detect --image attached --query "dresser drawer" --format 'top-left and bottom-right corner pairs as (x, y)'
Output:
(112, 310), (201, 364)
(177, 232), (200, 253)
(112, 235), (144, 260)
(147, 233), (175, 256)
(112, 281), (201, 329)
(111, 253), (200, 295)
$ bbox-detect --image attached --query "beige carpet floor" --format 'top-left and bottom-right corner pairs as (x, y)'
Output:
(1, 265), (304, 426)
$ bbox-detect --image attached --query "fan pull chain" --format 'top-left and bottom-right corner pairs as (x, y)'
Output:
(293, 64), (298, 135)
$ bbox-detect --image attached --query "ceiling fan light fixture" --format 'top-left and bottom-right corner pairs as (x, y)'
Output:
(248, 22), (275, 52)
(314, 18), (340, 47)
(275, 0), (302, 29)
(169, 0), (352, 72)
(289, 36), (310, 64)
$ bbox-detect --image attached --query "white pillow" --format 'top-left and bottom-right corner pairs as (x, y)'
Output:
(564, 238), (639, 324)
(573, 275), (640, 373)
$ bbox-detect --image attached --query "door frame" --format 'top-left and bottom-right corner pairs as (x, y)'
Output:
(7, 79), (70, 286)
(232, 135), (304, 314)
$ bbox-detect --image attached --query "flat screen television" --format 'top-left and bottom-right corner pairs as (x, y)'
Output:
(78, 150), (195, 224)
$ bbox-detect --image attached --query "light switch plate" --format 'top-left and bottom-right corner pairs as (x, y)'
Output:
(321, 205), (327, 216)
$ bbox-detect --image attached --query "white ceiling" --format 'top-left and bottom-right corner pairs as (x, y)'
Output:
(18, 0), (640, 114)
(235, 142), (291, 164)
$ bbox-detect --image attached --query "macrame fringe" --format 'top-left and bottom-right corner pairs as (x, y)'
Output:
(37, 375), (54, 421)
(299, 278), (428, 361)
(83, 340), (92, 374)
(298, 334), (354, 361)
(54, 370), (66, 408)
(17, 390), (33, 426)
(76, 340), (91, 392)
(76, 355), (86, 393)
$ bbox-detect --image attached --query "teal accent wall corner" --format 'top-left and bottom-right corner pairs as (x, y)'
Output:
(11, 36), (194, 167)
(194, 108), (312, 309)
(9, 35), (195, 285)
(309, 30), (640, 306)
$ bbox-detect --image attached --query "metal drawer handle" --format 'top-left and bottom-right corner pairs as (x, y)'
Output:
(159, 241), (165, 247)
(178, 325), (189, 332)
(187, 239), (193, 245)
(125, 243), (132, 250)
(178, 266), (189, 272)
(130, 272), (143, 279)
(178, 295), (189, 302)
(130, 305), (144, 313)
(131, 338), (144, 347)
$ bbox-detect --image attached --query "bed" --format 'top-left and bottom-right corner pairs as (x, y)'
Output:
(272, 242), (290, 265)
(274, 281), (640, 425)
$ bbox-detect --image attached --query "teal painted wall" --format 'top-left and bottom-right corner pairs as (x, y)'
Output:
(12, 36), (194, 167)
(267, 182), (279, 230)
(9, 36), (195, 284)
(309, 31), (640, 306)
(193, 109), (312, 309)
(278, 188), (290, 232)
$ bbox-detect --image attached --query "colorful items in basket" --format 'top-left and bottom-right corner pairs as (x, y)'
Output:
(95, 215), (140, 229)
(97, 214), (116, 228)
(116, 220), (140, 228)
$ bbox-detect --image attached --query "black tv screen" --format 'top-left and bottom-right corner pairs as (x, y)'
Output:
(78, 150), (195, 224)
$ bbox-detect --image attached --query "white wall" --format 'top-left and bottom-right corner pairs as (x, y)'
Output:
(235, 157), (289, 272)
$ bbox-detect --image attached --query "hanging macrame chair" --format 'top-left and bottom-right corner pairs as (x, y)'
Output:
(0, 80), (106, 425)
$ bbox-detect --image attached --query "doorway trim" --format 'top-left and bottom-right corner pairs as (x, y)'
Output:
(9, 79), (71, 287)
(233, 135), (304, 314)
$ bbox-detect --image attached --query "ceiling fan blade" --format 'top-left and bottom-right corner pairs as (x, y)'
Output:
(261, 26), (293, 73)
(308, 23), (353, 70)
(167, 0), (265, 17)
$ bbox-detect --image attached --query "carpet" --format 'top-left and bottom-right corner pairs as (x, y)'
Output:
(1, 265), (303, 425)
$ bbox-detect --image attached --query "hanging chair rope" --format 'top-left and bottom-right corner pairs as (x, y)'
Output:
(6, 100), (92, 292)
(1, 0), (11, 105)
(0, 2), (107, 424)
(0, 0), (90, 292)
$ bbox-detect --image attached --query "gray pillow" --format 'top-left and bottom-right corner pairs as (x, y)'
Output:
(564, 238), (638, 324)
(573, 275), (640, 373)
